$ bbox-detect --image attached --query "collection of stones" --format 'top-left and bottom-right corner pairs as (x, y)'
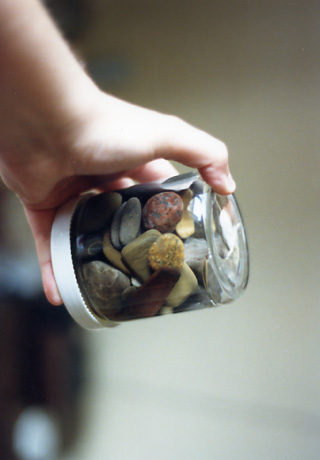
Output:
(73, 178), (215, 321)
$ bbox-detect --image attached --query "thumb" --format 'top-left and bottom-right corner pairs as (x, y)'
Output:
(24, 207), (63, 305)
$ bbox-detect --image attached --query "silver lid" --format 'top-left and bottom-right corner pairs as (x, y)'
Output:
(50, 196), (116, 329)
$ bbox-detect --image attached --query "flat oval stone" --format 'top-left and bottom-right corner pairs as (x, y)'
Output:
(119, 197), (141, 246)
(148, 233), (184, 272)
(142, 191), (183, 233)
(161, 171), (200, 192)
(165, 262), (198, 307)
(121, 229), (161, 282)
(110, 201), (126, 249)
(120, 267), (180, 319)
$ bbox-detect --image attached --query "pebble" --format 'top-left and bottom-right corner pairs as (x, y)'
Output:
(142, 191), (183, 233)
(161, 171), (200, 192)
(180, 188), (194, 208)
(190, 179), (205, 197)
(121, 267), (180, 319)
(110, 202), (126, 249)
(79, 192), (122, 234)
(121, 229), (161, 282)
(165, 262), (198, 307)
(148, 233), (184, 272)
(176, 210), (195, 239)
(76, 234), (103, 259)
(175, 188), (195, 239)
(184, 237), (208, 282)
(121, 286), (137, 303)
(103, 231), (131, 275)
(83, 260), (130, 314)
(119, 197), (141, 246)
(118, 182), (166, 203)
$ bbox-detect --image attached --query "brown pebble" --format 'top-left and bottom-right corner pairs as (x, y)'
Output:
(121, 267), (180, 319)
(148, 233), (184, 272)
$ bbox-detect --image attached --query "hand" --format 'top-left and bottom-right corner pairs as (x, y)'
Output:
(0, 0), (235, 306)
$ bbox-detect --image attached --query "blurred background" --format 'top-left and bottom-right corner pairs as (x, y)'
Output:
(1, 0), (320, 459)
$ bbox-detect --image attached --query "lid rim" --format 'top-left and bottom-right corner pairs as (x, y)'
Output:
(50, 196), (116, 330)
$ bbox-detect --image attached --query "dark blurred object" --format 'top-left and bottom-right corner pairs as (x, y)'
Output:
(0, 294), (85, 460)
(42, 0), (90, 40)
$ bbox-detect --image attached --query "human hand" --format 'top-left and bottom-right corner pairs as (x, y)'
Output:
(0, 0), (235, 306)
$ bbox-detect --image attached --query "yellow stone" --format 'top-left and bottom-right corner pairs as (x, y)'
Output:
(175, 188), (195, 239)
(148, 233), (184, 272)
(175, 210), (195, 239)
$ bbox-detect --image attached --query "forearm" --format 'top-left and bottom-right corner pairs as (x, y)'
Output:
(0, 0), (100, 201)
(0, 0), (96, 153)
(0, 0), (96, 106)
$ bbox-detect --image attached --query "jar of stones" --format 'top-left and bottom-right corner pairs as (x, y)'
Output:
(51, 171), (249, 329)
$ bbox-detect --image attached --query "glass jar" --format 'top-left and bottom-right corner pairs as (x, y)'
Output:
(51, 171), (249, 329)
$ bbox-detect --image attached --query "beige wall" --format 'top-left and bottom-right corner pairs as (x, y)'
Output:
(62, 1), (320, 459)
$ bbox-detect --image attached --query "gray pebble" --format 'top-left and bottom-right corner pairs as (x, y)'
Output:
(119, 197), (141, 246)
(184, 237), (208, 283)
(110, 202), (126, 249)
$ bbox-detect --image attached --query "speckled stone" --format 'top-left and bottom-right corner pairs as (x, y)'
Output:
(102, 231), (131, 275)
(121, 229), (161, 282)
(83, 260), (130, 314)
(148, 233), (184, 272)
(165, 262), (198, 307)
(142, 191), (183, 233)
(121, 267), (180, 319)
(78, 192), (122, 234)
(119, 197), (141, 246)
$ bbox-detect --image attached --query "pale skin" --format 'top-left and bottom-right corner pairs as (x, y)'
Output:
(0, 0), (235, 306)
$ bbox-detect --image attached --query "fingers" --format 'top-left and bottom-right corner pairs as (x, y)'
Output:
(128, 159), (178, 183)
(24, 207), (63, 305)
(155, 115), (236, 195)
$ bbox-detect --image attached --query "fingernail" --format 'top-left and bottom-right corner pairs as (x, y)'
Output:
(227, 173), (236, 192)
